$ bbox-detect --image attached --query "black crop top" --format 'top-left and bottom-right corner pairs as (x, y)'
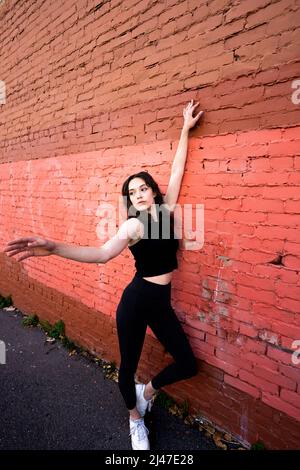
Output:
(128, 206), (179, 277)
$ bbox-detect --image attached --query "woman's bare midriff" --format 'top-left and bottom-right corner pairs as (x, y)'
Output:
(128, 235), (173, 285)
(143, 271), (173, 285)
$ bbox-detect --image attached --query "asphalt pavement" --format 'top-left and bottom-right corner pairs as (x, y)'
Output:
(0, 307), (217, 451)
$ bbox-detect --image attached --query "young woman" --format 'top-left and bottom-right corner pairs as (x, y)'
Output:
(3, 100), (204, 450)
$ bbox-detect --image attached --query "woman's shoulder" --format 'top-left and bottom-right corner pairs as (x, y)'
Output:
(126, 217), (144, 246)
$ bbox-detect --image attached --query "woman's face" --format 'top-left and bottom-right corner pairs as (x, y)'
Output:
(128, 177), (156, 212)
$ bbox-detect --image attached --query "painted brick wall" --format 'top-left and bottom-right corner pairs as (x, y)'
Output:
(1, 0), (300, 449)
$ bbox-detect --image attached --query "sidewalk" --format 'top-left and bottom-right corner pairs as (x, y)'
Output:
(0, 308), (217, 451)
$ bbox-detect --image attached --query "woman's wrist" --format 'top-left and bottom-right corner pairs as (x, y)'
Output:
(52, 242), (61, 255)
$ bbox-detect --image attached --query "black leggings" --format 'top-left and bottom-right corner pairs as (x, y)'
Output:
(116, 274), (198, 410)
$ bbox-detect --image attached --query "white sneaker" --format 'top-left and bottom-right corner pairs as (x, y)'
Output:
(135, 383), (154, 417)
(129, 417), (150, 450)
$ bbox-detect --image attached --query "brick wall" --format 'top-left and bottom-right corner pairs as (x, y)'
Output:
(1, 0), (299, 449)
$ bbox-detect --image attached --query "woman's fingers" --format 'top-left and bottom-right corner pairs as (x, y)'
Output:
(3, 245), (18, 253)
(18, 254), (31, 261)
(3, 236), (46, 262)
(6, 247), (26, 256)
(191, 111), (204, 125)
(5, 246), (33, 261)
(4, 243), (24, 253)
(4, 237), (41, 251)
(183, 100), (203, 129)
(185, 101), (200, 114)
(6, 237), (36, 245)
(4, 241), (31, 252)
(187, 100), (199, 107)
(5, 250), (15, 257)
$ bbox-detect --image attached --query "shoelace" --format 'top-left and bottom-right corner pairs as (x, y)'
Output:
(129, 420), (149, 441)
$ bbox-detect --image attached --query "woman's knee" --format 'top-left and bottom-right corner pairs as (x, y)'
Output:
(186, 356), (198, 377)
(178, 355), (198, 379)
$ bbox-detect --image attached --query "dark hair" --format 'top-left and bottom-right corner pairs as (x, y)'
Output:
(121, 170), (177, 238)
(122, 171), (163, 213)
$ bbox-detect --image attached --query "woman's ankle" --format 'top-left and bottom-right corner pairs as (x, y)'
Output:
(144, 381), (157, 401)
(129, 407), (142, 421)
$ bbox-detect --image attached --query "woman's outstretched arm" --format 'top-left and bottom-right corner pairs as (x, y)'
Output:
(164, 99), (204, 211)
(3, 218), (140, 264)
(3, 236), (109, 263)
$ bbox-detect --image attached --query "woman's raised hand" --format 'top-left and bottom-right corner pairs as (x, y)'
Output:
(183, 99), (204, 131)
(3, 236), (57, 262)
